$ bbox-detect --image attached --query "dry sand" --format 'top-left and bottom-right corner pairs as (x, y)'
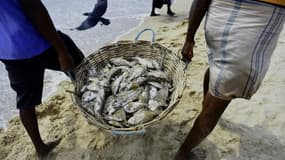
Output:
(1, 1), (285, 160)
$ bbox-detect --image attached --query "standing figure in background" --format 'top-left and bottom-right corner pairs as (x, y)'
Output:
(75, 0), (110, 31)
(151, 0), (175, 16)
(0, 0), (84, 157)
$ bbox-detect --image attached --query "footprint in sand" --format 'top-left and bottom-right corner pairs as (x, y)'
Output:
(176, 19), (189, 28)
(169, 38), (181, 47)
(189, 91), (196, 96)
(160, 26), (169, 32)
(170, 42), (180, 48)
(181, 32), (187, 36)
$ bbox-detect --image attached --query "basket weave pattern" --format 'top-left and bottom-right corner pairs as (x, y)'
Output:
(73, 40), (186, 132)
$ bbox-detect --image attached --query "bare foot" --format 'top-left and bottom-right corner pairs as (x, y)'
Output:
(36, 138), (61, 158)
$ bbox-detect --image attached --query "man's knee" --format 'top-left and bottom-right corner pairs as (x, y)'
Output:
(199, 92), (231, 131)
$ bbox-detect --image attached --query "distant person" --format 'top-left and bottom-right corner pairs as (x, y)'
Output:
(175, 0), (285, 159)
(0, 0), (84, 157)
(151, 0), (175, 16)
(75, 0), (110, 31)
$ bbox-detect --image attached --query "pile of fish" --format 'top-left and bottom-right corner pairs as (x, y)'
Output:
(79, 56), (173, 128)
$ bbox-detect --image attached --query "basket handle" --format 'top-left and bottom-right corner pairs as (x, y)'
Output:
(177, 48), (190, 72)
(112, 129), (146, 136)
(135, 28), (156, 42)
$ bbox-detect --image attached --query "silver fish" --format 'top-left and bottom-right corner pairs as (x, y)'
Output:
(80, 85), (88, 93)
(104, 108), (126, 122)
(133, 57), (155, 69)
(116, 66), (131, 72)
(126, 77), (147, 90)
(118, 71), (130, 93)
(127, 109), (160, 125)
(139, 86), (150, 103)
(81, 91), (97, 102)
(99, 77), (110, 91)
(104, 95), (117, 115)
(100, 65), (111, 75)
(107, 120), (124, 128)
(154, 84), (169, 104)
(111, 73), (125, 95)
(110, 57), (133, 67)
(87, 77), (100, 82)
(97, 88), (106, 101)
(99, 67), (125, 93)
(123, 102), (147, 113)
(128, 65), (146, 80)
(149, 86), (158, 100)
(90, 100), (104, 117)
(107, 87), (143, 111)
(104, 96), (124, 111)
(81, 102), (95, 115)
(148, 100), (165, 111)
(147, 70), (169, 82)
(115, 87), (144, 106)
(150, 59), (162, 70)
(86, 80), (100, 91)
(147, 81), (163, 89)
(108, 67), (123, 80)
(86, 77), (100, 88)
(81, 90), (104, 117)
(88, 68), (98, 77)
(148, 85), (169, 111)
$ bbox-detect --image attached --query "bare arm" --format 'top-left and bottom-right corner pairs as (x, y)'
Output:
(19, 0), (75, 71)
(186, 0), (212, 41)
(182, 0), (212, 62)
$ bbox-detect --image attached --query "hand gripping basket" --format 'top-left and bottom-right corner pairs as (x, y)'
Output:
(72, 29), (186, 135)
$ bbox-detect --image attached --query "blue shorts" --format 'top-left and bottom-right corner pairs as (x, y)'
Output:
(1, 31), (84, 109)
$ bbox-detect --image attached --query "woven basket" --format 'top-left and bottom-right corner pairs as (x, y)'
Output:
(72, 39), (186, 134)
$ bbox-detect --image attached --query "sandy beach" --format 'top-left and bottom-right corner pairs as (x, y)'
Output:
(1, 1), (285, 160)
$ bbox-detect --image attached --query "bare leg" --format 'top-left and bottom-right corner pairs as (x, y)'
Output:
(174, 68), (231, 160)
(174, 93), (230, 159)
(151, 0), (160, 16)
(19, 108), (61, 157)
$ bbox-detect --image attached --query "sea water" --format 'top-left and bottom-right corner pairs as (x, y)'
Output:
(0, 0), (152, 129)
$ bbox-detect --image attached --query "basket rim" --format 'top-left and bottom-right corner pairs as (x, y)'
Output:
(74, 40), (175, 71)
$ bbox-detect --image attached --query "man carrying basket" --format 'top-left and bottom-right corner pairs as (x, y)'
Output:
(175, 0), (285, 159)
(0, 0), (84, 157)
